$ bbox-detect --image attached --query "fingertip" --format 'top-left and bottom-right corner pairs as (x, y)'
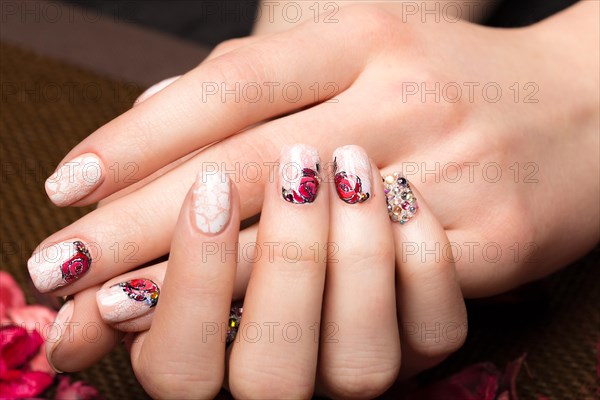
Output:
(134, 76), (181, 106)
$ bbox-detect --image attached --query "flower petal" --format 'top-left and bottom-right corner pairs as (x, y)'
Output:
(0, 370), (53, 398)
(0, 326), (43, 371)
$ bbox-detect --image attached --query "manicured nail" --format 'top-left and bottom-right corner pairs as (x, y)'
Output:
(280, 144), (321, 204)
(27, 240), (92, 293)
(97, 279), (160, 323)
(192, 171), (231, 234)
(45, 153), (104, 206)
(382, 173), (419, 224)
(46, 300), (74, 373)
(333, 145), (371, 204)
(135, 75), (181, 105)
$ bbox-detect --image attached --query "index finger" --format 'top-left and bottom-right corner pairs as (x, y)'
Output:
(48, 16), (368, 207)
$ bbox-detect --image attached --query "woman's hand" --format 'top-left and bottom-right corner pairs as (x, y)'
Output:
(30, 2), (598, 304)
(46, 145), (467, 398)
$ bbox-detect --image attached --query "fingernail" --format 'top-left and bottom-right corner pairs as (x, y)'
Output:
(333, 145), (371, 204)
(97, 279), (160, 323)
(135, 76), (180, 105)
(192, 171), (231, 234)
(280, 144), (321, 204)
(383, 173), (419, 224)
(46, 300), (74, 373)
(28, 240), (92, 293)
(45, 153), (104, 206)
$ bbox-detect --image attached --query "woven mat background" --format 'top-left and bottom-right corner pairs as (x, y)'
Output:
(1, 41), (598, 399)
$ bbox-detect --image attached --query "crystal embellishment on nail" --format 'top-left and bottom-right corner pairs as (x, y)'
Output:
(333, 145), (371, 204)
(28, 240), (92, 293)
(280, 144), (321, 204)
(120, 279), (160, 308)
(383, 173), (419, 224)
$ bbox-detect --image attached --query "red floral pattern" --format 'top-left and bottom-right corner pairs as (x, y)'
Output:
(283, 168), (320, 204)
(60, 241), (91, 283)
(120, 279), (160, 307)
(334, 171), (369, 204)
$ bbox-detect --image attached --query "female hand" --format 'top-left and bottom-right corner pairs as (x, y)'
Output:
(30, 3), (598, 307)
(45, 145), (467, 398)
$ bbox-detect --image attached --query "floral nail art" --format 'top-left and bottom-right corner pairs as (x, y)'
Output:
(61, 241), (91, 284)
(333, 145), (372, 204)
(28, 240), (92, 293)
(280, 144), (321, 204)
(96, 279), (160, 323)
(383, 173), (419, 224)
(119, 279), (160, 308)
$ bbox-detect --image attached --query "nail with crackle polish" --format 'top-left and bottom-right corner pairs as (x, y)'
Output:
(97, 279), (160, 323)
(192, 171), (231, 234)
(27, 240), (92, 293)
(280, 144), (321, 204)
(333, 145), (372, 204)
(46, 300), (74, 373)
(45, 153), (104, 206)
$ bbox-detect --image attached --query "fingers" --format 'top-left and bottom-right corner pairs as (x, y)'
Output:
(381, 174), (467, 378)
(50, 20), (368, 207)
(46, 286), (123, 373)
(28, 85), (384, 297)
(229, 144), (328, 399)
(94, 223), (257, 332)
(318, 146), (400, 398)
(130, 171), (239, 399)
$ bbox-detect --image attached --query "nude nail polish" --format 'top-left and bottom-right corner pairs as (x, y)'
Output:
(45, 153), (104, 206)
(97, 279), (160, 323)
(46, 299), (74, 373)
(333, 145), (372, 204)
(192, 171), (231, 234)
(27, 240), (92, 293)
(280, 144), (321, 204)
(135, 76), (180, 104)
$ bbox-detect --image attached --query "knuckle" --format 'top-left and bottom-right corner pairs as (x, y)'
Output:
(320, 359), (399, 399)
(211, 37), (246, 56)
(133, 355), (221, 399)
(403, 318), (468, 361)
(230, 368), (314, 399)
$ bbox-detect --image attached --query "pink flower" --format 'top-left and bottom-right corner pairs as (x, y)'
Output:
(0, 325), (54, 398)
(55, 376), (102, 400)
(0, 271), (57, 376)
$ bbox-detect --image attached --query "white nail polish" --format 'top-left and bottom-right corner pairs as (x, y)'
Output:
(192, 171), (231, 234)
(45, 153), (104, 206)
